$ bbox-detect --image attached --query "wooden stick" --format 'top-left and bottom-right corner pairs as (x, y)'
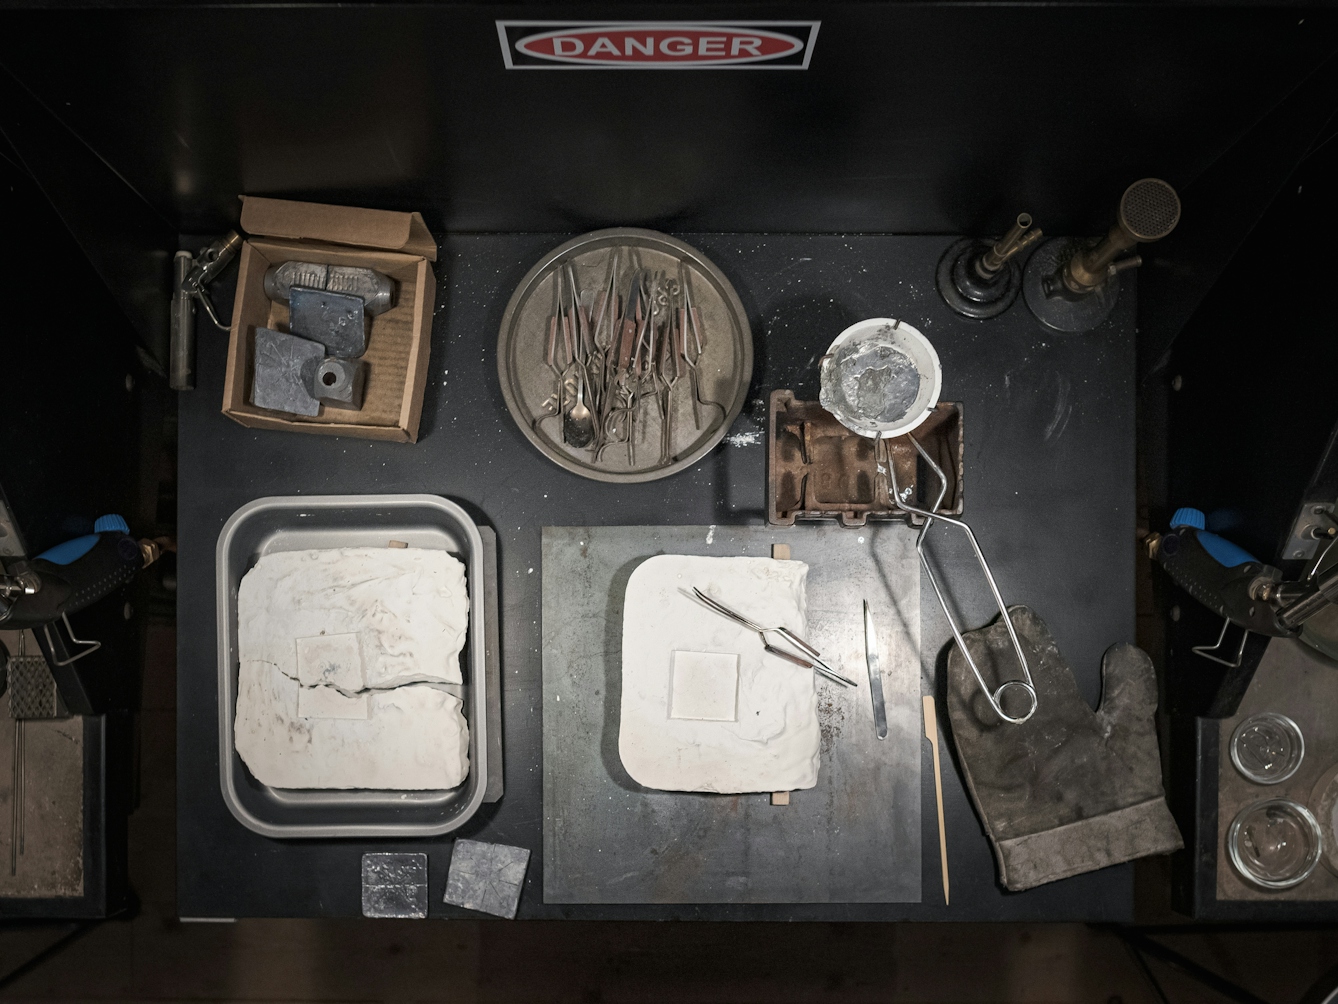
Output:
(923, 695), (949, 906)
(771, 543), (792, 805)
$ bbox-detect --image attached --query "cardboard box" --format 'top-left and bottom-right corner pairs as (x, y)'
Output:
(222, 196), (438, 443)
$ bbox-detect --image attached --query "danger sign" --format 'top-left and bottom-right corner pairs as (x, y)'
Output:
(497, 22), (820, 70)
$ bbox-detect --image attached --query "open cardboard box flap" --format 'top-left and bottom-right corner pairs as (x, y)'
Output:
(240, 195), (437, 261)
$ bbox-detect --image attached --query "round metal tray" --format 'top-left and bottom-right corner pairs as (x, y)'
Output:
(497, 228), (753, 483)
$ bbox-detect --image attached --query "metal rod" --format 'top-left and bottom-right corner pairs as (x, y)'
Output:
(16, 720), (23, 858)
(10, 719), (17, 876)
(169, 251), (196, 391)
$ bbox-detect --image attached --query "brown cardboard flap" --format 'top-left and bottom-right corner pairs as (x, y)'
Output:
(239, 196), (437, 261)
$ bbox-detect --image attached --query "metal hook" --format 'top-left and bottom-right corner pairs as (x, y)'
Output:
(886, 433), (1038, 725)
(41, 613), (102, 667)
(1192, 616), (1249, 669)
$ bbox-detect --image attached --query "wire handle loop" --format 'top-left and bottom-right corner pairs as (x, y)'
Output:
(884, 433), (1038, 724)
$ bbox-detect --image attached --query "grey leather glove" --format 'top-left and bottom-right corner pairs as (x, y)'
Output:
(947, 605), (1182, 892)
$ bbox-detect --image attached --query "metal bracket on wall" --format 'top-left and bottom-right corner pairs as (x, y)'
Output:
(1283, 502), (1337, 564)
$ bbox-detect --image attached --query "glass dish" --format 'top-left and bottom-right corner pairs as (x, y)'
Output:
(1230, 712), (1305, 785)
(1227, 798), (1322, 890)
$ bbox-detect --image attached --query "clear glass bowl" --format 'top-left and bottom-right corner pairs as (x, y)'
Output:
(1230, 712), (1305, 785)
(1227, 798), (1322, 890)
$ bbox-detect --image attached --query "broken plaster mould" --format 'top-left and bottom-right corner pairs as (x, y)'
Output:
(234, 547), (471, 790)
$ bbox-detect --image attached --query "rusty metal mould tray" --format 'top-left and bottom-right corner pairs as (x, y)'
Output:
(767, 390), (964, 528)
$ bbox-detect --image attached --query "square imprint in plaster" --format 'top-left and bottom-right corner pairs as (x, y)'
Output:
(296, 633), (364, 692)
(669, 651), (739, 722)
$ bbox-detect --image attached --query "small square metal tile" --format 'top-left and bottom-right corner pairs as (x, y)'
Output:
(361, 852), (428, 919)
(443, 839), (530, 919)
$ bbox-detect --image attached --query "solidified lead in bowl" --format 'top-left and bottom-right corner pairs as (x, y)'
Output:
(1230, 712), (1305, 785)
(1227, 798), (1322, 890)
(817, 318), (942, 440)
(822, 336), (921, 429)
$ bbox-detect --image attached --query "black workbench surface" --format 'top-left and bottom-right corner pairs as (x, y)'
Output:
(178, 234), (1137, 920)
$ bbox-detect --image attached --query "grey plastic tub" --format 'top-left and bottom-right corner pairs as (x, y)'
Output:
(216, 494), (500, 838)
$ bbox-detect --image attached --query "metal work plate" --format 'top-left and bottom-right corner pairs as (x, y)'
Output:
(542, 525), (921, 904)
(498, 229), (753, 483)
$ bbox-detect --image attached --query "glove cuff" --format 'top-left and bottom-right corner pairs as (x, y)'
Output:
(995, 797), (1183, 892)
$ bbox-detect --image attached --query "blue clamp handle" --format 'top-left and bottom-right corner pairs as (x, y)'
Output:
(34, 514), (130, 566)
(1171, 506), (1258, 569)
(94, 514), (129, 534)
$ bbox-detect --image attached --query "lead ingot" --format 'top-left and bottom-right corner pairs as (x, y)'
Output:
(264, 261), (396, 316)
(310, 357), (366, 410)
(251, 328), (323, 416)
(290, 287), (368, 358)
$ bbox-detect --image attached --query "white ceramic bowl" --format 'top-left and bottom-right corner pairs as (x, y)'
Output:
(818, 318), (942, 439)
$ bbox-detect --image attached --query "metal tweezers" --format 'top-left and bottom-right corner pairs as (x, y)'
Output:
(885, 434), (1038, 724)
(690, 587), (858, 688)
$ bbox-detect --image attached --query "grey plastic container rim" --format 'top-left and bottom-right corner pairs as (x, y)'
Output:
(215, 493), (488, 838)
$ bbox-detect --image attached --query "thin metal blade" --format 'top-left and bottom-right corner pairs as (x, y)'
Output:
(864, 600), (888, 740)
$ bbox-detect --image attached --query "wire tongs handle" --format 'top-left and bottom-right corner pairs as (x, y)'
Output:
(886, 435), (1038, 725)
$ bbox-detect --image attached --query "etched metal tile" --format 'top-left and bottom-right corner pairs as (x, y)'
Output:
(443, 839), (529, 919)
(361, 852), (428, 919)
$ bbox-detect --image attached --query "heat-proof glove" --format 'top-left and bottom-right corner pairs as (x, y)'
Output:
(946, 605), (1182, 892)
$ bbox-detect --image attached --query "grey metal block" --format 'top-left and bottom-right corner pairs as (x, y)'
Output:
(251, 327), (323, 417)
(311, 357), (366, 410)
(443, 839), (529, 919)
(361, 852), (428, 919)
(289, 287), (368, 358)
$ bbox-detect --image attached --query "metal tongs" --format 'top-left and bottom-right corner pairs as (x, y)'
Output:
(885, 434), (1038, 724)
(690, 587), (858, 688)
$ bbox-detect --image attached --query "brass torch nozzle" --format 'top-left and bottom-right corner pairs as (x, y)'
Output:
(979, 213), (1043, 276)
(1062, 179), (1181, 295)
